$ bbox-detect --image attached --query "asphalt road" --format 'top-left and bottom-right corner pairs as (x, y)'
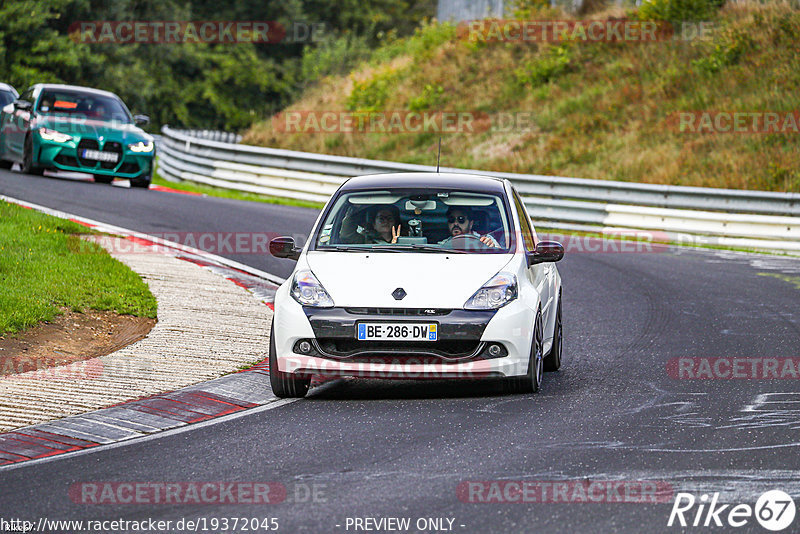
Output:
(2, 169), (800, 533)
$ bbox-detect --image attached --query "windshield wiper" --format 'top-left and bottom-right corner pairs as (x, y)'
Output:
(377, 244), (466, 254)
(318, 245), (403, 252)
(319, 245), (372, 252)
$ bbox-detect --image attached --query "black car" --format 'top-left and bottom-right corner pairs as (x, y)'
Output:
(0, 83), (18, 109)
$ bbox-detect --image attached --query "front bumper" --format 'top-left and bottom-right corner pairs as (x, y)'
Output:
(35, 135), (154, 177)
(273, 284), (537, 379)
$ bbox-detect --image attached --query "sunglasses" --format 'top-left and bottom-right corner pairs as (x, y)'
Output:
(447, 215), (468, 224)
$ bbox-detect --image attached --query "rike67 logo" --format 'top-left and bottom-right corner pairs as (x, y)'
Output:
(668, 490), (796, 531)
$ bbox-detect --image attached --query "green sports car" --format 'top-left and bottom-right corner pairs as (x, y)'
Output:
(0, 84), (154, 188)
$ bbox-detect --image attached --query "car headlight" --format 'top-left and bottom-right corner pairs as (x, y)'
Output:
(290, 270), (334, 307)
(464, 272), (518, 310)
(128, 140), (154, 153)
(38, 128), (72, 143)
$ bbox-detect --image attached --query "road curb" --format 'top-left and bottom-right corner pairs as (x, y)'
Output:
(0, 196), (285, 467)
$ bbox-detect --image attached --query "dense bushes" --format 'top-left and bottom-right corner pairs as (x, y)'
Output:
(638, 0), (726, 21)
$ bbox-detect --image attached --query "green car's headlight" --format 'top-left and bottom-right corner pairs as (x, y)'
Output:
(38, 128), (72, 143)
(128, 140), (154, 153)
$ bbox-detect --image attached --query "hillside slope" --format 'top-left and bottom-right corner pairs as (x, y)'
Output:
(243, 2), (800, 191)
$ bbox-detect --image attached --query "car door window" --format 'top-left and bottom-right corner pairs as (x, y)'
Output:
(512, 189), (536, 253)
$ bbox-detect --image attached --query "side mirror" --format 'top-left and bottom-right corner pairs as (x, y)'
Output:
(134, 114), (150, 126)
(527, 241), (564, 266)
(14, 100), (32, 111)
(269, 237), (301, 260)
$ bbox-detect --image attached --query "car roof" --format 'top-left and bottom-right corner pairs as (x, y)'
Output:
(33, 84), (120, 99)
(340, 172), (507, 194)
(0, 83), (18, 96)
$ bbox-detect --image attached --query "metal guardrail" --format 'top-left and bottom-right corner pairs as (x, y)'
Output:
(157, 126), (800, 250)
(169, 129), (242, 144)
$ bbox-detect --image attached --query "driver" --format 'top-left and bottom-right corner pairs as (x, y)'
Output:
(439, 207), (499, 248)
(94, 103), (107, 119)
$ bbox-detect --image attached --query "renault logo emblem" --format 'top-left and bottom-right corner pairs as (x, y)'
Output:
(392, 288), (406, 300)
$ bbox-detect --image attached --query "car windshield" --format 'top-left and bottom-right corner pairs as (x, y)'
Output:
(0, 91), (15, 107)
(314, 188), (514, 254)
(36, 90), (131, 123)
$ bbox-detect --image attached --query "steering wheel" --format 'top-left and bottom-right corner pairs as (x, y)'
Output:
(449, 233), (489, 250)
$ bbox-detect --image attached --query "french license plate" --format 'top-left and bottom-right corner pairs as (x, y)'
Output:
(81, 149), (118, 163)
(357, 323), (437, 341)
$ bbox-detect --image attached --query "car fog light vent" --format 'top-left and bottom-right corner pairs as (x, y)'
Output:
(488, 344), (502, 357)
(298, 341), (312, 354)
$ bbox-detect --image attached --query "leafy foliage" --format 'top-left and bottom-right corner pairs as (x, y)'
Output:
(0, 0), (435, 131)
(243, 2), (800, 193)
(638, 0), (726, 22)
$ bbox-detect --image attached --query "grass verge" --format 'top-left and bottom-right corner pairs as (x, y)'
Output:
(243, 2), (800, 192)
(152, 172), (325, 210)
(0, 200), (157, 335)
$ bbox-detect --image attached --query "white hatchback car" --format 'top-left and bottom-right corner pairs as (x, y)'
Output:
(268, 173), (564, 397)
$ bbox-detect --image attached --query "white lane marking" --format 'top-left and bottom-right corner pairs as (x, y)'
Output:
(0, 194), (286, 285)
(0, 398), (299, 472)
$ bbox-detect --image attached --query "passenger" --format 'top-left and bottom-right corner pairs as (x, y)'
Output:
(341, 205), (402, 244)
(439, 207), (499, 248)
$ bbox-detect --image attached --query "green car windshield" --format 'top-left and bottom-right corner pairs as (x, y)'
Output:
(36, 90), (132, 123)
(315, 189), (514, 254)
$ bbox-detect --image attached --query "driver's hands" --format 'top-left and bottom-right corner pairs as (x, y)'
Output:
(480, 235), (499, 248)
(391, 225), (401, 244)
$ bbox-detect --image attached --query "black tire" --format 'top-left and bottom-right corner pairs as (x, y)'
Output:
(544, 293), (562, 372)
(130, 168), (152, 189)
(21, 136), (44, 175)
(269, 320), (310, 398)
(0, 159), (12, 170)
(130, 177), (151, 189)
(93, 174), (114, 184)
(505, 309), (544, 394)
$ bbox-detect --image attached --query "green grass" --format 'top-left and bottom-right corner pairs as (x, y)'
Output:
(152, 172), (325, 210)
(0, 201), (157, 335)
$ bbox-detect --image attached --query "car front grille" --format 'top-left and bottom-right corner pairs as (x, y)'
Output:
(313, 338), (484, 361)
(100, 141), (122, 169)
(76, 138), (123, 170)
(344, 308), (451, 316)
(76, 139), (99, 167)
